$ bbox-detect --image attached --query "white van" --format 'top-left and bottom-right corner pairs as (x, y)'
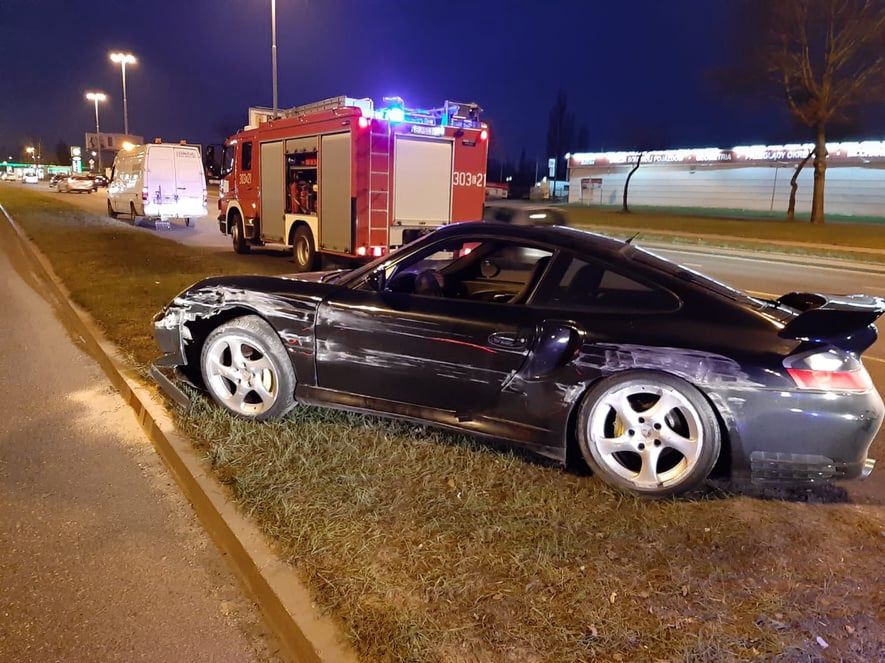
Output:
(108, 143), (207, 224)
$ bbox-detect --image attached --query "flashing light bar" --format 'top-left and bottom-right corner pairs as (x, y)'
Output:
(569, 140), (885, 167)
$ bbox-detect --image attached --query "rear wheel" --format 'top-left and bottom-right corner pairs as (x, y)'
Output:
(199, 315), (296, 420)
(185, 217), (192, 227)
(130, 202), (138, 223)
(291, 225), (317, 273)
(107, 200), (117, 219)
(231, 213), (250, 254)
(577, 371), (721, 497)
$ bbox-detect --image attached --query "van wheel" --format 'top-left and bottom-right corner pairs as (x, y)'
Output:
(107, 200), (118, 219)
(185, 218), (192, 227)
(231, 214), (250, 254)
(291, 225), (317, 273)
(129, 202), (139, 223)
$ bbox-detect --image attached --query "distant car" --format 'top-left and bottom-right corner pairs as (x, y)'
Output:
(483, 204), (568, 227)
(49, 174), (67, 189)
(0, 172), (17, 182)
(92, 174), (109, 189)
(57, 174), (95, 193)
(22, 171), (39, 184)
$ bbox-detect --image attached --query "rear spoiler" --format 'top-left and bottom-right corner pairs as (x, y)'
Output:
(777, 293), (885, 347)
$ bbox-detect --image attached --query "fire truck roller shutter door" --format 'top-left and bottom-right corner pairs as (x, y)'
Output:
(393, 136), (453, 226)
(259, 141), (286, 242)
(319, 132), (352, 254)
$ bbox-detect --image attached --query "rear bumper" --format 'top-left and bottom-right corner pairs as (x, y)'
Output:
(144, 201), (207, 219)
(718, 386), (884, 484)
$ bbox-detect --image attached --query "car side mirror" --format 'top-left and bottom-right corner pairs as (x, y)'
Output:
(366, 268), (386, 292)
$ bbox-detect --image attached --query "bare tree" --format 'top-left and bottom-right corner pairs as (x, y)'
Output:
(786, 148), (815, 220)
(622, 153), (644, 213)
(764, 0), (884, 223)
(545, 89), (574, 185)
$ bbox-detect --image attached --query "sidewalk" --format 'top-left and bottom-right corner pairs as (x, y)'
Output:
(0, 228), (277, 661)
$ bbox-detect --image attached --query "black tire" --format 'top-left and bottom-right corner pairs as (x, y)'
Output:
(291, 224), (317, 273)
(130, 202), (138, 223)
(231, 213), (250, 254)
(107, 200), (118, 219)
(199, 315), (296, 420)
(577, 370), (721, 498)
(185, 217), (192, 227)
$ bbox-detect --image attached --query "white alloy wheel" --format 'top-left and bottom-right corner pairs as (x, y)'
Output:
(199, 315), (296, 420)
(579, 372), (721, 496)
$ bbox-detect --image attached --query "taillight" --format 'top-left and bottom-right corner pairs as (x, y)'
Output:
(356, 246), (367, 257)
(358, 116), (370, 129)
(371, 245), (386, 257)
(784, 348), (873, 392)
(142, 186), (148, 201)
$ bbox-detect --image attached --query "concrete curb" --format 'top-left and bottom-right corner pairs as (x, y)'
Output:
(0, 202), (359, 663)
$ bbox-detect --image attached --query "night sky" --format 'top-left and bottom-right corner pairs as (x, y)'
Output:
(0, 0), (879, 163)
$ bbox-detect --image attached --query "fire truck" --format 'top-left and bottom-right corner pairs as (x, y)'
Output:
(217, 95), (489, 271)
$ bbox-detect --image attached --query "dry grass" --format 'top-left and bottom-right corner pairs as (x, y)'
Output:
(564, 207), (885, 261)
(3, 185), (884, 662)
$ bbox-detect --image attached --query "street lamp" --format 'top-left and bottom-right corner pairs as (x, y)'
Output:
(25, 146), (35, 165)
(109, 52), (136, 135)
(270, 0), (278, 117)
(86, 92), (107, 174)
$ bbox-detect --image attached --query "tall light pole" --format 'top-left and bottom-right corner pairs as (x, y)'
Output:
(110, 52), (136, 135)
(25, 146), (35, 165)
(86, 92), (107, 174)
(271, 0), (278, 117)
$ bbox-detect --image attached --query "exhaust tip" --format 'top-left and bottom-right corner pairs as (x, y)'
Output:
(861, 458), (876, 480)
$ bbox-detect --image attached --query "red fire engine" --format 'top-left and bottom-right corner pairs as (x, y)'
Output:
(217, 95), (489, 271)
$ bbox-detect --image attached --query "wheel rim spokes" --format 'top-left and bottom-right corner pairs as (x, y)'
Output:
(205, 335), (278, 415)
(588, 383), (703, 489)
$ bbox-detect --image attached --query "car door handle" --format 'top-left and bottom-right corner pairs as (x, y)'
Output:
(488, 331), (528, 350)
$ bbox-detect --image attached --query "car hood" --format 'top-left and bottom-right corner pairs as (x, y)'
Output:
(283, 269), (350, 284)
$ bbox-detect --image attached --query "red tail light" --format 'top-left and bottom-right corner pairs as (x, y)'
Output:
(784, 348), (872, 392)
(786, 368), (872, 392)
(356, 246), (367, 257)
(142, 186), (148, 201)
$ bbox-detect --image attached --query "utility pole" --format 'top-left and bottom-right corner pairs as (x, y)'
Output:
(86, 92), (107, 174)
(271, 0), (279, 117)
(110, 53), (136, 135)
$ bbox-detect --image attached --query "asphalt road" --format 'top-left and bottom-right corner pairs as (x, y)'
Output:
(0, 210), (278, 660)
(11, 182), (885, 500)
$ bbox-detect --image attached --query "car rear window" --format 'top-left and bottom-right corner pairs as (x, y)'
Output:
(535, 256), (679, 312)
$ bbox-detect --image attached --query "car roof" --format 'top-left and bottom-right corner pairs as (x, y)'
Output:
(434, 221), (627, 257)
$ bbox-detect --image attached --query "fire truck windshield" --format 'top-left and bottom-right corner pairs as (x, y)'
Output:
(220, 144), (236, 176)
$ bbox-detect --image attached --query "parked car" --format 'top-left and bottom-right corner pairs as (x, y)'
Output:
(57, 174), (95, 193)
(92, 174), (109, 189)
(152, 223), (883, 497)
(22, 171), (39, 184)
(0, 171), (19, 182)
(483, 204), (568, 226)
(49, 173), (67, 189)
(108, 143), (206, 224)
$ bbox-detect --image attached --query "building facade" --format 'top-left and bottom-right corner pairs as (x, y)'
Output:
(567, 141), (885, 219)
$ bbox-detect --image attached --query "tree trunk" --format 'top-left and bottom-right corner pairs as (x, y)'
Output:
(787, 149), (814, 221)
(810, 127), (827, 224)
(622, 152), (643, 213)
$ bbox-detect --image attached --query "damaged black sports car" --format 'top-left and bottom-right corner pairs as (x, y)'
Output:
(153, 222), (883, 497)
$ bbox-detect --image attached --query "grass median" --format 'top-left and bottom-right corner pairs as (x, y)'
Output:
(564, 206), (885, 263)
(3, 185), (884, 662)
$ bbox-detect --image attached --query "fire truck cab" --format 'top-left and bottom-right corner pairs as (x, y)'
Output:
(218, 96), (489, 271)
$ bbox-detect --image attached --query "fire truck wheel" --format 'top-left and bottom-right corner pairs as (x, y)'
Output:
(291, 225), (317, 273)
(231, 214), (251, 254)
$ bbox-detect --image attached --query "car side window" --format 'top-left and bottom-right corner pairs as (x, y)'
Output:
(536, 256), (678, 312)
(241, 142), (253, 171)
(375, 238), (553, 304)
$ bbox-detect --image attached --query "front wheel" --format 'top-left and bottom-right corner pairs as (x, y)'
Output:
(577, 371), (721, 497)
(291, 225), (317, 273)
(231, 214), (250, 254)
(200, 315), (296, 420)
